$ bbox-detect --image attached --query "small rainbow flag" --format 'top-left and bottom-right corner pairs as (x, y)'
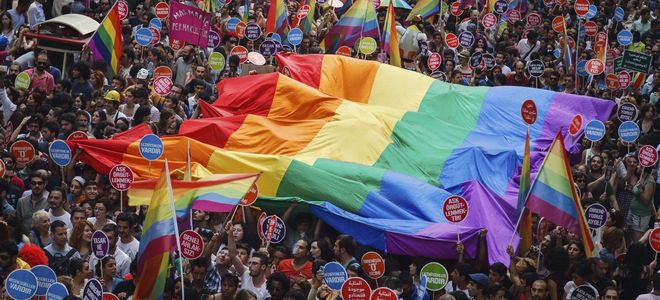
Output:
(516, 129), (532, 254)
(382, 5), (401, 67)
(320, 0), (379, 53)
(561, 21), (573, 71)
(87, 1), (123, 77)
(406, 0), (439, 20)
(134, 161), (178, 300)
(525, 132), (596, 258)
(266, 0), (289, 39)
(300, 0), (317, 34)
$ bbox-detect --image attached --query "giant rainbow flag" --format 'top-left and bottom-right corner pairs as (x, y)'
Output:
(87, 1), (123, 77)
(71, 54), (614, 263)
(320, 0), (379, 54)
(406, 0), (439, 20)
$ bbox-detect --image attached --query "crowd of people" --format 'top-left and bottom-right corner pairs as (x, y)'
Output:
(0, 0), (658, 298)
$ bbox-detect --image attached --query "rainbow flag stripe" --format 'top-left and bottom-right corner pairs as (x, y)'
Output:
(72, 54), (613, 264)
(320, 0), (379, 53)
(517, 130), (532, 253)
(88, 1), (123, 77)
(266, 0), (289, 39)
(526, 132), (596, 257)
(382, 4), (401, 67)
(406, 0), (439, 20)
(134, 163), (176, 300)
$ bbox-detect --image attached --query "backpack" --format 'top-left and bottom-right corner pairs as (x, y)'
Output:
(45, 249), (77, 276)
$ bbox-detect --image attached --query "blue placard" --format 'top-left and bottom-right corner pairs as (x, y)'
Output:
(614, 7), (624, 22)
(585, 203), (607, 229)
(49, 140), (71, 167)
(82, 279), (103, 300)
(553, 49), (561, 59)
(271, 33), (282, 44)
(618, 121), (640, 143)
(597, 79), (606, 91)
(31, 265), (57, 296)
(245, 22), (262, 41)
(139, 134), (163, 161)
(576, 60), (588, 77)
(584, 120), (605, 141)
(260, 215), (286, 243)
(586, 4), (597, 19)
(577, 24), (585, 41)
(260, 40), (278, 57)
(135, 28), (153, 46)
(46, 282), (69, 300)
(226, 18), (241, 32)
(6, 269), (38, 300)
(288, 28), (303, 46)
(617, 30), (633, 46)
(323, 262), (348, 290)
(149, 18), (162, 30)
(208, 30), (221, 48)
(458, 32), (474, 48)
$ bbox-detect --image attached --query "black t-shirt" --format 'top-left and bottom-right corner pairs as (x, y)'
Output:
(639, 131), (660, 147)
(587, 175), (614, 210)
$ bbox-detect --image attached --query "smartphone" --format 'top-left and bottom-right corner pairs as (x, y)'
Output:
(604, 160), (614, 181)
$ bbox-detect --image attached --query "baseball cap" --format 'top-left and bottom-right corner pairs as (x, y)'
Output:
(468, 273), (489, 288)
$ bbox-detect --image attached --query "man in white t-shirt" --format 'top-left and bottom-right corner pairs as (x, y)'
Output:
(227, 223), (270, 300)
(116, 212), (140, 261)
(88, 224), (131, 278)
(47, 187), (71, 229)
(516, 31), (541, 62)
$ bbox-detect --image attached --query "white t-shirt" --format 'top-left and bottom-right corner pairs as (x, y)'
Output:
(89, 247), (131, 278)
(118, 238), (140, 261)
(240, 271), (270, 300)
(444, 281), (469, 297)
(48, 210), (72, 229)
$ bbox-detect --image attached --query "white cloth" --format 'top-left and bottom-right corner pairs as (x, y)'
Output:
(241, 271), (270, 300)
(27, 1), (45, 29)
(88, 247), (131, 278)
(117, 238), (139, 261)
(48, 210), (72, 229)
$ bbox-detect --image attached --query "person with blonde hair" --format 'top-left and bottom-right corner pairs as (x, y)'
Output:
(29, 209), (51, 247)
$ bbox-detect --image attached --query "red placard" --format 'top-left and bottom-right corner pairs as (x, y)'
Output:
(103, 293), (120, 300)
(445, 33), (459, 49)
(361, 252), (385, 279)
(170, 39), (184, 51)
(650, 228), (660, 252)
(10, 140), (35, 165)
(585, 59), (604, 75)
(155, 2), (169, 19)
(482, 13), (497, 29)
(506, 10), (521, 23)
(370, 288), (397, 300)
(297, 5), (310, 20)
(569, 114), (583, 136)
(257, 212), (267, 239)
(109, 164), (134, 191)
(552, 16), (565, 33)
(67, 131), (88, 141)
(230, 46), (249, 64)
(595, 31), (607, 50)
(240, 183), (259, 206)
(0, 159), (5, 178)
(341, 277), (372, 300)
(153, 76), (173, 96)
(443, 195), (469, 223)
(618, 71), (631, 88)
(450, 2), (462, 16)
(584, 21), (597, 36)
(527, 13), (542, 27)
(566, 36), (575, 50)
(606, 74), (620, 90)
(638, 145), (658, 168)
(427, 52), (441, 71)
(154, 66), (173, 78)
(236, 21), (247, 39)
(574, 0), (589, 16)
(521, 99), (537, 125)
(180, 230), (204, 259)
(117, 1), (128, 20)
(336, 46), (352, 57)
(149, 27), (161, 45)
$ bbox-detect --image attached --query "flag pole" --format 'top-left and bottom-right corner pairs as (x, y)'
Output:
(164, 159), (185, 300)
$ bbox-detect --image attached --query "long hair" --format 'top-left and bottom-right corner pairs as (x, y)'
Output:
(69, 220), (95, 252)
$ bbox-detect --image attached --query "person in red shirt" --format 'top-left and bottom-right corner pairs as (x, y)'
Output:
(506, 61), (530, 87)
(277, 239), (312, 281)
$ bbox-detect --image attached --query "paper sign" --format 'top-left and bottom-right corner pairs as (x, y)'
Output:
(527, 60), (545, 77)
(208, 30), (221, 48)
(240, 183), (258, 206)
(226, 17), (240, 32)
(584, 21), (597, 36)
(6, 269), (38, 300)
(585, 204), (607, 229)
(10, 140), (35, 165)
(427, 52), (441, 71)
(493, 0), (508, 14)
(482, 13), (497, 28)
(527, 13), (541, 27)
(155, 2), (169, 19)
(336, 46), (352, 56)
(469, 52), (483, 69)
(260, 40), (278, 57)
(31, 265), (56, 296)
(458, 32), (474, 48)
(552, 16), (565, 33)
(614, 7), (624, 22)
(247, 52), (266, 65)
(14, 71), (30, 90)
(341, 277), (371, 300)
(650, 228), (660, 252)
(152, 76), (173, 96)
(618, 71), (631, 89)
(139, 134), (163, 161)
(134, 28), (153, 46)
(245, 22), (262, 41)
(92, 231), (109, 259)
(569, 114), (583, 136)
(521, 99), (537, 125)
(180, 230), (204, 259)
(574, 0), (589, 17)
(420, 262), (448, 291)
(230, 46), (249, 64)
(49, 140), (71, 166)
(103, 293), (120, 300)
(450, 1), (462, 16)
(443, 195), (469, 223)
(445, 33), (459, 49)
(83, 279), (103, 300)
(323, 262), (348, 290)
(358, 37), (377, 55)
(617, 30), (633, 46)
(154, 66), (173, 78)
(288, 28), (304, 46)
(109, 164), (134, 191)
(262, 215), (286, 243)
(208, 52), (226, 71)
(370, 288), (397, 300)
(584, 120), (605, 141)
(117, 1), (128, 20)
(585, 59), (604, 75)
(638, 145), (658, 168)
(606, 73), (620, 90)
(618, 121), (640, 143)
(149, 18), (162, 31)
(569, 285), (597, 300)
(67, 131), (88, 141)
(46, 282), (69, 300)
(361, 251), (385, 279)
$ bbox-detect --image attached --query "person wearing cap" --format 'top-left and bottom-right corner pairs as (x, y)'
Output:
(104, 90), (127, 124)
(467, 273), (489, 300)
(455, 50), (472, 82)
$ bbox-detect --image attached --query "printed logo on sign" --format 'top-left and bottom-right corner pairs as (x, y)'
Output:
(109, 164), (134, 191)
(10, 140), (35, 165)
(153, 76), (173, 96)
(361, 252), (385, 279)
(49, 140), (71, 167)
(443, 195), (468, 223)
(139, 134), (163, 161)
(638, 145), (658, 168)
(323, 262), (348, 291)
(617, 103), (638, 122)
(445, 33), (459, 49)
(341, 277), (371, 300)
(428, 52), (442, 71)
(618, 121), (640, 143)
(458, 32), (474, 48)
(180, 230), (204, 259)
(420, 262), (448, 291)
(584, 120), (605, 141)
(521, 99), (537, 125)
(585, 204), (607, 229)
